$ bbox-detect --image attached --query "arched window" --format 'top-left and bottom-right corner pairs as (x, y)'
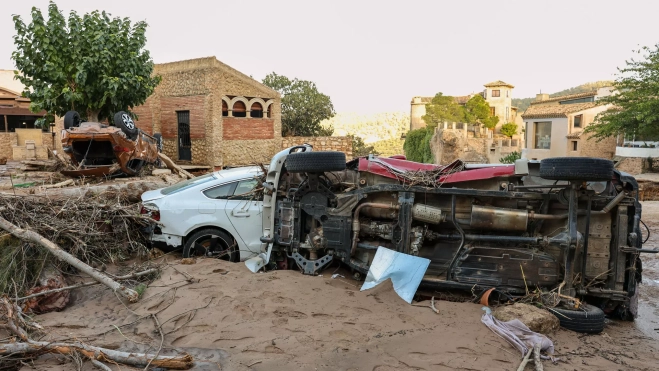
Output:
(250, 102), (263, 118)
(222, 100), (228, 117)
(266, 103), (272, 118)
(232, 101), (246, 117)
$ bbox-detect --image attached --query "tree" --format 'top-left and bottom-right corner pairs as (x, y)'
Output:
(500, 122), (518, 138)
(11, 1), (161, 123)
(349, 134), (380, 157)
(262, 72), (335, 137)
(463, 95), (499, 129)
(500, 151), (521, 164)
(403, 128), (434, 163)
(585, 44), (659, 141)
(422, 93), (463, 129)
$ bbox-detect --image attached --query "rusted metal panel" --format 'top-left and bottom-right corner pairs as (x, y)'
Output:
(469, 205), (528, 231)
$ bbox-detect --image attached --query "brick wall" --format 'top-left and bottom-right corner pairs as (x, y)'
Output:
(282, 136), (353, 158)
(223, 118), (274, 140)
(133, 100), (153, 135)
(160, 96), (206, 140)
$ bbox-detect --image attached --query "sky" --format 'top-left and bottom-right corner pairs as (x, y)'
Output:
(1, 0), (657, 114)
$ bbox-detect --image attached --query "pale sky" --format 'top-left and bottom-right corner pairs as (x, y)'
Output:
(1, 0), (657, 114)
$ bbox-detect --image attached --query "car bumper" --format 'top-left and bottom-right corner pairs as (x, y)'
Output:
(141, 225), (183, 252)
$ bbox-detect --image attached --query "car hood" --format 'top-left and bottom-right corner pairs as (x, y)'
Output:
(141, 189), (166, 202)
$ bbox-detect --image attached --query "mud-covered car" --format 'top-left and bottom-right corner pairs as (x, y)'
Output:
(142, 145), (651, 333)
(60, 110), (162, 177)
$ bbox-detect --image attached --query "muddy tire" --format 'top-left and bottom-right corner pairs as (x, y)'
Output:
(114, 111), (138, 140)
(539, 157), (613, 181)
(550, 303), (605, 333)
(285, 151), (346, 173)
(182, 228), (239, 262)
(63, 111), (81, 129)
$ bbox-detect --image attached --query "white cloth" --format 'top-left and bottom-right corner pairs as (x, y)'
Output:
(481, 307), (556, 360)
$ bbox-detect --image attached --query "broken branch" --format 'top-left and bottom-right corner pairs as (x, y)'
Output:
(517, 348), (533, 371)
(430, 296), (439, 314)
(0, 216), (139, 302)
(158, 153), (194, 179)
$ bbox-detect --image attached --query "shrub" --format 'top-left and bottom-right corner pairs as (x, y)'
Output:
(500, 151), (521, 164)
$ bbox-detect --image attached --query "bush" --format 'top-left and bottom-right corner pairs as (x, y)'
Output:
(403, 128), (434, 163)
(500, 151), (521, 164)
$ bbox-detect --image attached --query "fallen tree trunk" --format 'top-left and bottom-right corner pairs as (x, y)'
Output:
(0, 341), (193, 369)
(0, 216), (139, 302)
(40, 179), (74, 189)
(158, 153), (194, 179)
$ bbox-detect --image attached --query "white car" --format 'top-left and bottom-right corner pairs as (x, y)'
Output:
(140, 166), (264, 261)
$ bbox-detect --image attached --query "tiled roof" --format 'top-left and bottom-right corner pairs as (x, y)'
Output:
(484, 80), (514, 88)
(566, 132), (582, 139)
(530, 91), (597, 105)
(412, 95), (472, 105)
(522, 102), (597, 119)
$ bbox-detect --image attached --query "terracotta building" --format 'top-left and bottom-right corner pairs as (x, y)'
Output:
(129, 57), (282, 169)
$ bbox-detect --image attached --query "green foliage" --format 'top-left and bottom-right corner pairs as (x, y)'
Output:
(262, 72), (335, 137)
(500, 122), (518, 138)
(463, 95), (499, 129)
(0, 236), (48, 296)
(403, 128), (434, 163)
(11, 1), (161, 122)
(499, 151), (521, 164)
(422, 93), (463, 129)
(134, 283), (147, 298)
(585, 44), (659, 140)
(349, 134), (380, 157)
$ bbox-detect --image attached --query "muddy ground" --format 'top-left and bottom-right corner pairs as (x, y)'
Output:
(13, 204), (659, 370)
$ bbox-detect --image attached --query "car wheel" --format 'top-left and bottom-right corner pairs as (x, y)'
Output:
(114, 111), (139, 140)
(182, 228), (239, 262)
(539, 157), (613, 181)
(285, 151), (346, 173)
(64, 110), (81, 129)
(549, 303), (605, 333)
(153, 133), (163, 153)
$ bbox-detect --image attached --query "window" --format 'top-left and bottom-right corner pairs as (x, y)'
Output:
(222, 101), (228, 117)
(250, 102), (263, 118)
(232, 101), (246, 117)
(574, 114), (582, 128)
(506, 90), (509, 98)
(161, 173), (216, 196)
(490, 107), (496, 116)
(534, 122), (552, 149)
(231, 178), (261, 200)
(203, 182), (237, 199)
(492, 90), (500, 97)
(572, 141), (578, 151)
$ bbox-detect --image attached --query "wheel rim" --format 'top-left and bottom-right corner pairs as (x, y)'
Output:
(190, 234), (233, 260)
(121, 113), (135, 130)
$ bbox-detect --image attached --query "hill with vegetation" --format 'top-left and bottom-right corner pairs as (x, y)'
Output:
(512, 80), (614, 112)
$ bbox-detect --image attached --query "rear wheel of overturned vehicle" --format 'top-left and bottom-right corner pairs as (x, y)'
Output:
(549, 303), (605, 334)
(539, 157), (614, 181)
(182, 228), (239, 262)
(285, 151), (347, 173)
(114, 111), (139, 140)
(63, 110), (81, 129)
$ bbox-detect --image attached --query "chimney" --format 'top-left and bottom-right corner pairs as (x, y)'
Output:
(536, 93), (549, 102)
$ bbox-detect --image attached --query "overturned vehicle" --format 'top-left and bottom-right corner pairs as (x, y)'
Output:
(60, 110), (162, 177)
(244, 145), (649, 331)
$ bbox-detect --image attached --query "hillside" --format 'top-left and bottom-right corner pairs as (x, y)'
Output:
(512, 80), (614, 112)
(321, 112), (409, 144)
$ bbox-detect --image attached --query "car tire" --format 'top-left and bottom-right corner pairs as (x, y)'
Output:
(539, 157), (613, 181)
(63, 110), (81, 129)
(114, 111), (139, 140)
(153, 133), (163, 153)
(285, 151), (346, 173)
(182, 228), (239, 262)
(550, 303), (605, 334)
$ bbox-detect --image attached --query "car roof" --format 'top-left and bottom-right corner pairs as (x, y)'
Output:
(212, 166), (263, 182)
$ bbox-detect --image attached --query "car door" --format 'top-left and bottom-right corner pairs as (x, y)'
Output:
(224, 178), (263, 254)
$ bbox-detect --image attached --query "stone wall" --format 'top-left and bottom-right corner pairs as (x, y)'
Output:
(579, 132), (616, 160)
(282, 136), (353, 158)
(615, 157), (659, 175)
(0, 133), (13, 160)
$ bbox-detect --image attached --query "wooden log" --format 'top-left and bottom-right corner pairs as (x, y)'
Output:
(158, 153), (194, 179)
(0, 216), (139, 302)
(40, 179), (74, 189)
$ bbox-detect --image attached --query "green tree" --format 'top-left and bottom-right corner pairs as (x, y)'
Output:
(500, 151), (521, 164)
(11, 1), (160, 123)
(463, 95), (499, 129)
(500, 122), (518, 138)
(422, 93), (463, 128)
(262, 72), (335, 136)
(349, 134), (380, 157)
(585, 44), (659, 141)
(403, 128), (434, 163)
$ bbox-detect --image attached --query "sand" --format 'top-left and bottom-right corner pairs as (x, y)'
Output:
(12, 204), (659, 370)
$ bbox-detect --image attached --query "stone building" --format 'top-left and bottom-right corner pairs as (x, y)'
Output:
(410, 80), (523, 132)
(0, 70), (51, 160)
(521, 88), (616, 160)
(131, 57), (282, 169)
